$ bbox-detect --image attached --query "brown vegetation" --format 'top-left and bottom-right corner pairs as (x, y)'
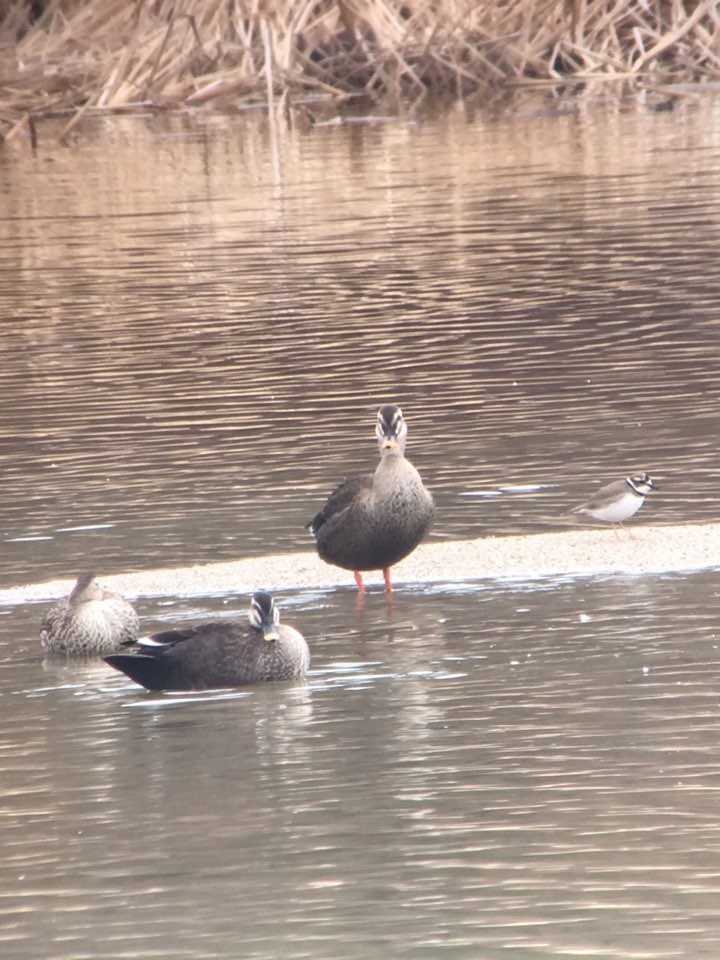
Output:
(2, 0), (720, 140)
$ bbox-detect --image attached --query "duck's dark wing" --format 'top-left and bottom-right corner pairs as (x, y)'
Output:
(109, 621), (240, 685)
(105, 620), (257, 691)
(122, 620), (238, 650)
(107, 621), (306, 692)
(105, 652), (173, 690)
(307, 473), (373, 535)
(142, 626), (202, 648)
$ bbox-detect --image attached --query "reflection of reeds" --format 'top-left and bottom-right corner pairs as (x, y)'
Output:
(2, 0), (720, 138)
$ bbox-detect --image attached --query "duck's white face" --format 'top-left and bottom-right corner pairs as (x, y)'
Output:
(248, 592), (280, 641)
(375, 404), (407, 455)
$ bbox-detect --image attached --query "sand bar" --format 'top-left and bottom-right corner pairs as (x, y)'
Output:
(1, 522), (718, 606)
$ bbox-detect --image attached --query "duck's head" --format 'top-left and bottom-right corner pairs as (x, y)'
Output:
(69, 573), (104, 605)
(375, 404), (407, 455)
(248, 591), (280, 641)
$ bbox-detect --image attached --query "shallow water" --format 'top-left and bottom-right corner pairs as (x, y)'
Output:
(5, 570), (720, 959)
(2, 97), (720, 957)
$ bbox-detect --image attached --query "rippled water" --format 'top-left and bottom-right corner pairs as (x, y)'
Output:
(2, 101), (720, 585)
(2, 98), (720, 958)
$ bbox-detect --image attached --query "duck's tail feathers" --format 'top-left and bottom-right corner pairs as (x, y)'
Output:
(105, 653), (168, 691)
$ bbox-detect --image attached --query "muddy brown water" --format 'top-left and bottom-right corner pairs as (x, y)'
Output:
(1, 98), (720, 958)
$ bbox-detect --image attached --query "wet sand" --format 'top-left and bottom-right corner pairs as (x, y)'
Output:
(3, 522), (719, 606)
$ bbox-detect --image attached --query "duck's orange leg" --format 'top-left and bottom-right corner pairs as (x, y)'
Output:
(353, 571), (366, 594)
(382, 568), (393, 593)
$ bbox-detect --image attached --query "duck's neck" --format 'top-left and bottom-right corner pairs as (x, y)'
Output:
(377, 449), (404, 469)
(375, 449), (418, 490)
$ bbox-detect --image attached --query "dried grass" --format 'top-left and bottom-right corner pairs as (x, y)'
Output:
(2, 0), (720, 139)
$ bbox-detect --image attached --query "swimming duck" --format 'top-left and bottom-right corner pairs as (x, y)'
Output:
(104, 591), (309, 691)
(308, 404), (435, 593)
(40, 572), (139, 656)
(570, 472), (655, 527)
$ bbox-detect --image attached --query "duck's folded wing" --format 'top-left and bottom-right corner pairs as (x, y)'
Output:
(138, 627), (199, 648)
(135, 620), (239, 650)
(307, 474), (372, 534)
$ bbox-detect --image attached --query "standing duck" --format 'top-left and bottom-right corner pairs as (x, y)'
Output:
(308, 404), (435, 593)
(570, 472), (655, 528)
(104, 591), (309, 691)
(40, 572), (139, 657)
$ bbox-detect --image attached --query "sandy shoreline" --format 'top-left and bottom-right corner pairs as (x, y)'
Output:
(1, 522), (719, 607)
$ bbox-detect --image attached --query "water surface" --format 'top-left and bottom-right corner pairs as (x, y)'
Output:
(2, 98), (720, 958)
(1, 100), (719, 585)
(4, 569), (720, 959)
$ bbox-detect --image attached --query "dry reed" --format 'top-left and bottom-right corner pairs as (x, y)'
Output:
(2, 0), (720, 140)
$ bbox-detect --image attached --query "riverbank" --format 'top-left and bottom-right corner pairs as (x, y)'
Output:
(3, 1), (720, 142)
(3, 522), (719, 606)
